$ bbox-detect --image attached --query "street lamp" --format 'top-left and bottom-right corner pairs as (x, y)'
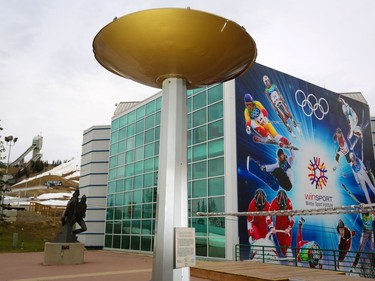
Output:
(1, 135), (17, 219)
(5, 135), (17, 174)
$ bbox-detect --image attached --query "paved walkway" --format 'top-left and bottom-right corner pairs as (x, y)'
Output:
(0, 250), (210, 281)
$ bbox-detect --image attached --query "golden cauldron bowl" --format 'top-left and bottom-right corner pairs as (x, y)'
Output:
(93, 8), (257, 89)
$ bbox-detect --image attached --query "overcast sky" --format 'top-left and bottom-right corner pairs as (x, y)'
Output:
(1, 1), (374, 163)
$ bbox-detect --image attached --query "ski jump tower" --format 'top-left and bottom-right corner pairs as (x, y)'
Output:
(10, 135), (43, 167)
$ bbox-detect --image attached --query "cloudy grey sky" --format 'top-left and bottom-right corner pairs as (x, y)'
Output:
(1, 1), (374, 163)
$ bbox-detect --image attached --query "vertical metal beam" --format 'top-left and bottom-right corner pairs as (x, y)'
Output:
(152, 77), (189, 281)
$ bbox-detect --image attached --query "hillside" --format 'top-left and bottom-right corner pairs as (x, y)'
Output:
(3, 158), (80, 206)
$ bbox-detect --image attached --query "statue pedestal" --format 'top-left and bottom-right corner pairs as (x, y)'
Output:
(43, 242), (85, 265)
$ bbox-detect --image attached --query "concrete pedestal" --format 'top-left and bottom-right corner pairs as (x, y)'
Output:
(43, 242), (85, 265)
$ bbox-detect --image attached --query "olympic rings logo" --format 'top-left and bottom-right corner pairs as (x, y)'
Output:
(295, 90), (329, 120)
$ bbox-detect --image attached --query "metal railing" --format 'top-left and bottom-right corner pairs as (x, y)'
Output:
(235, 243), (375, 278)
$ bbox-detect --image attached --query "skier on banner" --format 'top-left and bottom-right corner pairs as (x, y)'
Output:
(337, 96), (363, 141)
(247, 189), (272, 244)
(243, 93), (291, 148)
(336, 219), (355, 270)
(267, 190), (294, 257)
(332, 127), (351, 171)
(296, 217), (323, 269)
(263, 75), (301, 138)
(261, 148), (294, 191)
(350, 152), (375, 204)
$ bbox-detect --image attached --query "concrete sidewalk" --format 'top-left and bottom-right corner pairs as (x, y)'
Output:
(0, 250), (211, 281)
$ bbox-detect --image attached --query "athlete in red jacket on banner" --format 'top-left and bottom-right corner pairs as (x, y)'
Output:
(247, 189), (271, 244)
(267, 190), (294, 256)
(336, 219), (355, 269)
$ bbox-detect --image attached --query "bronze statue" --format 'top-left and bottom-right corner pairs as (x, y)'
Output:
(55, 189), (87, 243)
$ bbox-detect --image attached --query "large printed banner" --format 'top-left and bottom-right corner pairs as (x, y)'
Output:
(235, 63), (374, 269)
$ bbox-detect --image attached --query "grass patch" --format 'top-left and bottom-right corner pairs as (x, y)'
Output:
(0, 211), (60, 253)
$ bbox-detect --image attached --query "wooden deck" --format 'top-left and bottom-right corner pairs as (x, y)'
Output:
(191, 260), (364, 281)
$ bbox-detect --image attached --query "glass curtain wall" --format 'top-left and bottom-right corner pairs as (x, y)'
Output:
(105, 84), (226, 258)
(188, 84), (226, 258)
(105, 97), (162, 252)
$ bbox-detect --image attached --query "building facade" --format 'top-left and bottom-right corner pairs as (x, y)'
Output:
(78, 125), (111, 247)
(79, 63), (375, 265)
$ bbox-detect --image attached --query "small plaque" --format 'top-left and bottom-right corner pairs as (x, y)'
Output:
(175, 227), (196, 269)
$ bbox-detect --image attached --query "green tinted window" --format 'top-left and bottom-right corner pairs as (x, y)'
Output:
(146, 100), (156, 115)
(155, 126), (160, 141)
(208, 102), (223, 122)
(144, 158), (154, 173)
(193, 108), (206, 127)
(117, 153), (125, 165)
(115, 194), (123, 206)
(134, 175), (143, 189)
(119, 115), (127, 127)
(192, 179), (207, 198)
(110, 143), (118, 156)
(208, 197), (224, 212)
(135, 119), (144, 133)
(144, 143), (154, 158)
(118, 140), (126, 153)
(136, 105), (145, 118)
(123, 192), (132, 206)
(208, 138), (224, 158)
(136, 132), (144, 147)
(133, 190), (142, 204)
(124, 178), (133, 191)
(143, 173), (154, 188)
(155, 111), (161, 125)
(187, 113), (192, 130)
(145, 129), (155, 144)
(135, 147), (144, 161)
(192, 143), (207, 162)
(126, 151), (134, 163)
(192, 161), (207, 179)
(192, 125), (207, 144)
(208, 120), (224, 140)
(156, 97), (162, 110)
(117, 166), (125, 178)
(111, 131), (119, 143)
(145, 115), (155, 129)
(109, 156), (117, 168)
(119, 128), (126, 140)
(208, 237), (225, 258)
(192, 198), (207, 213)
(208, 177), (224, 196)
(142, 203), (153, 218)
(143, 188), (154, 203)
(193, 91), (206, 110)
(128, 111), (136, 124)
(112, 118), (119, 130)
(125, 163), (134, 177)
(154, 141), (160, 156)
(208, 157), (224, 177)
(127, 136), (135, 150)
(108, 168), (116, 181)
(127, 124), (135, 137)
(134, 161), (144, 175)
(108, 182), (116, 194)
(192, 218), (207, 235)
(208, 84), (223, 104)
(187, 96), (192, 112)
